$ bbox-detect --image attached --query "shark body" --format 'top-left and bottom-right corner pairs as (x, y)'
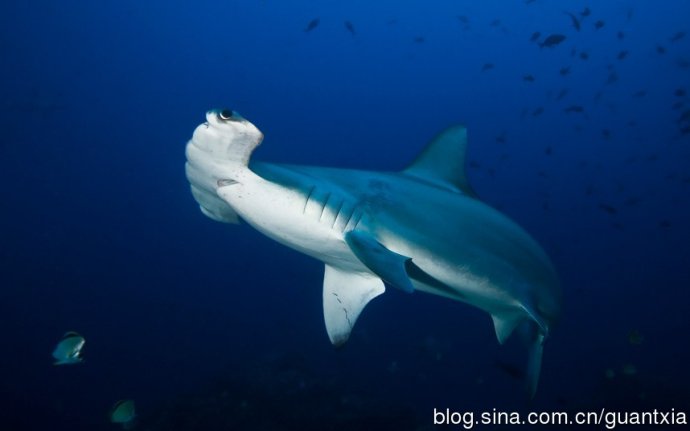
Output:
(185, 109), (561, 396)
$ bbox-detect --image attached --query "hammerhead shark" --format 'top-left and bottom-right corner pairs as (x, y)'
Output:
(184, 109), (561, 396)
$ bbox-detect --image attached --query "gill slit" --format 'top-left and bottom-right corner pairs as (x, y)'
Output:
(303, 185), (316, 214)
(331, 200), (345, 228)
(318, 192), (332, 221)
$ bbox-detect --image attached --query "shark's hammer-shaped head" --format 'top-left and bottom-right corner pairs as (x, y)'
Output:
(185, 109), (263, 223)
(189, 109), (263, 167)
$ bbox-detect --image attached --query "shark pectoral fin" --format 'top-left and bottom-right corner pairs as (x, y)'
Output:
(403, 125), (478, 198)
(323, 265), (385, 346)
(491, 313), (522, 345)
(344, 231), (415, 293)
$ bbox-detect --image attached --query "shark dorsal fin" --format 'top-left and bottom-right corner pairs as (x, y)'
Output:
(403, 125), (478, 198)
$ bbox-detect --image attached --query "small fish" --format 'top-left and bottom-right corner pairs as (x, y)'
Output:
(617, 50), (629, 60)
(670, 31), (686, 42)
(481, 63), (494, 72)
(530, 31), (541, 42)
(656, 44), (666, 54)
(544, 146), (552, 155)
(594, 20), (605, 30)
(52, 332), (85, 365)
(110, 400), (136, 429)
(304, 18), (320, 32)
(580, 7), (591, 17)
(628, 330), (644, 345)
(674, 88), (686, 97)
(524, 0), (537, 5)
(457, 15), (470, 30)
(559, 66), (571, 76)
(564, 12), (581, 31)
(598, 204), (617, 214)
(413, 36), (426, 44)
(523, 74), (535, 82)
(601, 129), (612, 139)
(673, 101), (685, 111)
(532, 106), (544, 116)
(617, 31), (625, 40)
(344, 21), (356, 36)
(564, 105), (584, 113)
(606, 71), (619, 85)
(678, 58), (690, 69)
(579, 51), (589, 60)
(678, 109), (690, 123)
(490, 19), (501, 28)
(632, 90), (646, 98)
(624, 196), (641, 206)
(556, 88), (569, 100)
(622, 363), (637, 376)
(540, 34), (566, 48)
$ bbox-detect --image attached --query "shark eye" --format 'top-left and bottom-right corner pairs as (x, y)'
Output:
(218, 109), (235, 121)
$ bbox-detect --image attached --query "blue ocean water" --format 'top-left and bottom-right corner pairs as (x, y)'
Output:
(1, 0), (689, 429)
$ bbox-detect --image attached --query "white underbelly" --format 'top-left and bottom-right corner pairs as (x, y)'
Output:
(380, 230), (519, 314)
(217, 174), (367, 272)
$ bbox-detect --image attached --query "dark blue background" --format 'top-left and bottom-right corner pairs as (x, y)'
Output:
(1, 1), (689, 429)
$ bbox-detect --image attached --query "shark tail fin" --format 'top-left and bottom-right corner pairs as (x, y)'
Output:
(526, 323), (546, 399)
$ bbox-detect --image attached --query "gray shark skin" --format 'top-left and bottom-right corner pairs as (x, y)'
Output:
(185, 109), (561, 396)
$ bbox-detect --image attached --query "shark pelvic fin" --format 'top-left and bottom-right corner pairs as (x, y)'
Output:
(323, 265), (385, 346)
(403, 125), (478, 198)
(491, 313), (522, 345)
(345, 230), (415, 293)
